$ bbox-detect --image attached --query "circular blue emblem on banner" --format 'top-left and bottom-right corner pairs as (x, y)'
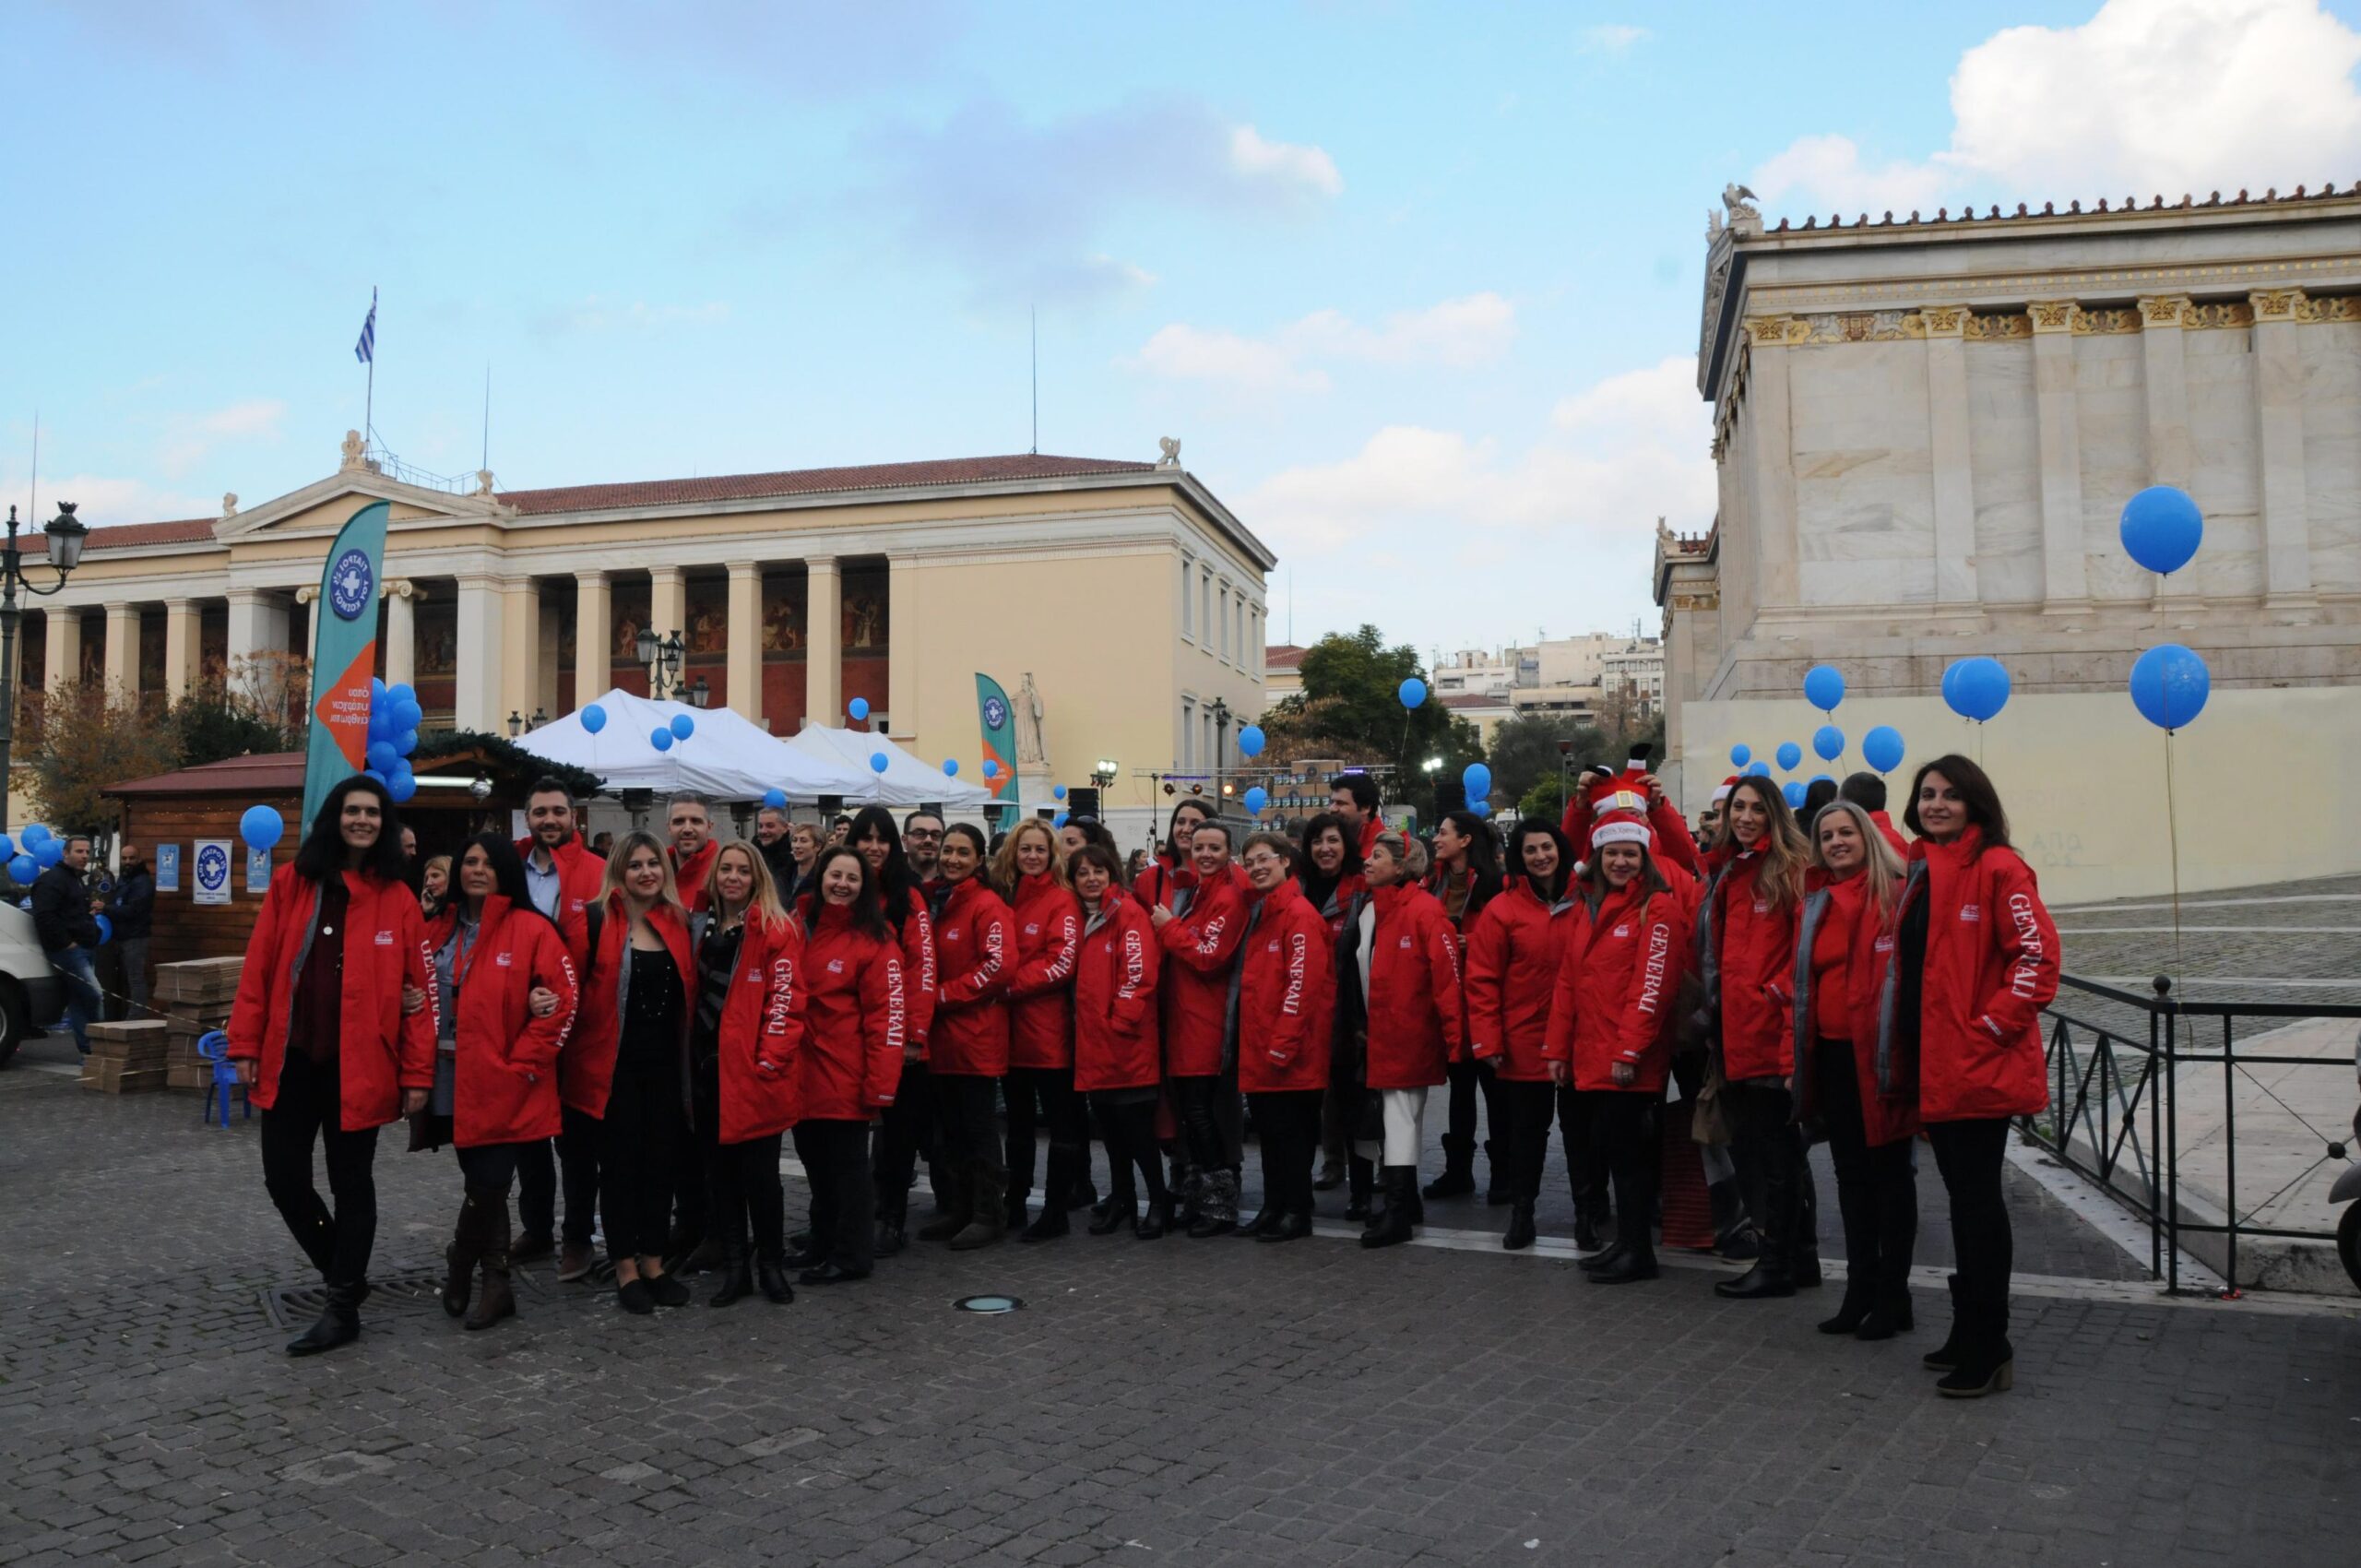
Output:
(328, 549), (374, 621)
(196, 843), (230, 892)
(983, 695), (1008, 731)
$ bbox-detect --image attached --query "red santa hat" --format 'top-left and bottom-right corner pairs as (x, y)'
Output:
(1711, 775), (1739, 804)
(1589, 808), (1653, 852)
(1583, 742), (1655, 823)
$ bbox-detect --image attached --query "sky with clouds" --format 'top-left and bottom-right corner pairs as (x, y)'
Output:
(6, 0), (2359, 665)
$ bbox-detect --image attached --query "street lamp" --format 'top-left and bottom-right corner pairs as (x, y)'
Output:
(686, 675), (712, 709)
(0, 503), (90, 833)
(1092, 757), (1117, 790)
(1208, 697), (1232, 809)
(635, 626), (686, 700)
(506, 710), (525, 737)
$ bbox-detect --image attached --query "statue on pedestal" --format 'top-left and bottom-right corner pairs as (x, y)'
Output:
(1015, 671), (1049, 768)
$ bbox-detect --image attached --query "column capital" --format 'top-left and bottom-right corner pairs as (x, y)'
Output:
(2027, 300), (2082, 334)
(2138, 294), (2193, 328)
(574, 566), (607, 588)
(2250, 287), (2308, 321)
(725, 559), (761, 576)
(1742, 315), (1806, 348)
(381, 577), (423, 601)
(804, 554), (840, 573)
(647, 563), (683, 585)
(1919, 304), (1969, 339)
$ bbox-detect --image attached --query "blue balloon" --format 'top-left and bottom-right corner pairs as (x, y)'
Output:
(1052, 812), (1069, 828)
(366, 741), (398, 775)
(1945, 657), (2011, 722)
(1471, 800), (1491, 818)
(670, 713), (694, 741)
(20, 823), (49, 847)
(1242, 786), (1269, 814)
(393, 699), (423, 732)
(764, 788), (788, 809)
(6, 855), (32, 885)
(2129, 643), (2211, 731)
(363, 768), (387, 785)
(394, 729), (418, 757)
(869, 752), (889, 774)
(371, 676), (387, 703)
(1729, 743), (1751, 768)
(1940, 660), (1964, 714)
(1053, 784), (1067, 801)
(982, 759), (1000, 779)
(1782, 780), (1808, 809)
(239, 804), (284, 852)
(942, 759), (959, 778)
(368, 706), (393, 742)
(1812, 724), (1845, 763)
(1862, 724), (1905, 774)
(94, 914), (112, 944)
(1803, 664), (1845, 713)
(386, 770), (417, 804)
(1398, 677), (1428, 709)
(1238, 725), (1266, 758)
(0, 835), (12, 861)
(650, 727), (673, 752)
(1462, 763), (1492, 799)
(848, 696), (871, 722)
(1775, 742), (1803, 772)
(581, 703), (609, 734)
(1745, 760), (1772, 778)
(387, 683), (417, 708)
(35, 838), (64, 868)
(2119, 485), (2203, 576)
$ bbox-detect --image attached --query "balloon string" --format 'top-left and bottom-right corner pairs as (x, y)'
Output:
(2165, 727), (2184, 985)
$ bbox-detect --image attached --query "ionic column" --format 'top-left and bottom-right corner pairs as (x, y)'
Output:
(2028, 301), (2092, 612)
(452, 574), (504, 732)
(648, 565), (687, 647)
(44, 606), (80, 693)
(726, 560), (763, 722)
(573, 570), (610, 706)
(1740, 317), (1802, 609)
(384, 581), (419, 690)
(886, 554), (919, 738)
(103, 602), (137, 701)
(2137, 296), (2194, 490)
(500, 578), (540, 724)
(163, 598), (202, 700)
(2250, 289), (2319, 610)
(804, 556), (841, 728)
(1920, 306), (1978, 607)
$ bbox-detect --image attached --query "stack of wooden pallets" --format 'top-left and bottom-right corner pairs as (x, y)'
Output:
(155, 957), (243, 1092)
(81, 1019), (170, 1094)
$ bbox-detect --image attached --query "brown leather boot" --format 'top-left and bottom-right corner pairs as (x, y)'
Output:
(464, 1189), (516, 1331)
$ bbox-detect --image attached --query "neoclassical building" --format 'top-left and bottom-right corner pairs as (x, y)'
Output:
(19, 439), (1273, 837)
(1660, 185), (2361, 899)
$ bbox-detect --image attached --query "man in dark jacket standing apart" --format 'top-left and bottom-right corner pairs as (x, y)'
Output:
(104, 844), (156, 1019)
(32, 835), (103, 1055)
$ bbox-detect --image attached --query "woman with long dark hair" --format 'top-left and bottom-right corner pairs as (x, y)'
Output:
(848, 805), (936, 1256)
(690, 840), (804, 1307)
(991, 819), (1086, 1240)
(1703, 775), (1814, 1301)
(1424, 809), (1505, 1204)
(228, 775), (435, 1355)
(416, 834), (580, 1331)
(1134, 800), (1216, 914)
(793, 844), (908, 1284)
(1152, 818), (1252, 1236)
(1882, 756), (2057, 1396)
(1297, 811), (1366, 1206)
(1232, 831), (1335, 1241)
(1068, 841), (1170, 1237)
(920, 823), (1014, 1251)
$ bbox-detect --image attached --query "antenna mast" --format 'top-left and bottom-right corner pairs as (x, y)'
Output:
(1029, 306), (1038, 456)
(481, 363), (492, 472)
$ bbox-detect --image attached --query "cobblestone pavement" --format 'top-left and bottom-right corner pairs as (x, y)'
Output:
(2049, 872), (2361, 1009)
(6, 1068), (2358, 1567)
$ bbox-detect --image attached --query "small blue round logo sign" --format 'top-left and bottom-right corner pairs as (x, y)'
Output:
(196, 843), (230, 892)
(328, 549), (374, 621)
(983, 695), (1008, 731)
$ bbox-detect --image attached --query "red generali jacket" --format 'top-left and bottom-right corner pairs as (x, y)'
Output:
(516, 835), (605, 969)
(1157, 861), (1248, 1077)
(1004, 872), (1081, 1070)
(888, 886), (938, 1051)
(1235, 879), (1336, 1095)
(929, 874), (1014, 1077)
(670, 838), (719, 911)
(1563, 778), (1704, 881)
(1791, 872), (1918, 1146)
(1869, 811), (1910, 861)
(698, 908), (806, 1145)
(800, 902), (907, 1120)
(1544, 877), (1689, 1094)
(229, 866), (437, 1133)
(1074, 888), (1160, 1092)
(1703, 849), (1801, 1082)
(564, 893), (694, 1119)
(1354, 882), (1464, 1090)
(1877, 827), (2058, 1124)
(1131, 851), (1194, 914)
(1465, 878), (1571, 1084)
(426, 896), (581, 1148)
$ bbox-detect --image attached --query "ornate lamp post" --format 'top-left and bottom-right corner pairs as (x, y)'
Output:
(1207, 696), (1231, 811)
(634, 626), (686, 700)
(0, 503), (90, 833)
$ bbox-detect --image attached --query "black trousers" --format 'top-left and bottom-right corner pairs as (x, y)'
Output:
(557, 1107), (602, 1245)
(792, 1118), (874, 1275)
(706, 1133), (787, 1260)
(1091, 1087), (1166, 1205)
(456, 1141), (525, 1192)
(601, 1054), (682, 1260)
(872, 1058), (931, 1223)
(1594, 1092), (1660, 1260)
(1005, 1064), (1086, 1203)
(1170, 1073), (1242, 1174)
(1724, 1078), (1812, 1263)
(1815, 1039), (1918, 1303)
(1928, 1117), (2012, 1348)
(259, 1049), (379, 1288)
(1442, 1057), (1506, 1167)
(517, 1137), (556, 1238)
(932, 1072), (1005, 1181)
(1249, 1089), (1323, 1215)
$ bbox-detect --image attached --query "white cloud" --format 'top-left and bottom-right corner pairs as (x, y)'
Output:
(159, 398), (287, 477)
(1127, 292), (1514, 391)
(0, 471), (218, 529)
(1228, 125), (1345, 198)
(1751, 0), (2361, 216)
(1577, 23), (1649, 55)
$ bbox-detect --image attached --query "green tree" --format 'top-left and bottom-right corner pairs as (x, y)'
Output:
(1257, 624), (1483, 823)
(31, 679), (184, 837)
(171, 681), (295, 767)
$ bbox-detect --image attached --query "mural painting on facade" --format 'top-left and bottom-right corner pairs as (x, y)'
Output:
(686, 577), (729, 659)
(413, 596), (458, 722)
(843, 564), (888, 651)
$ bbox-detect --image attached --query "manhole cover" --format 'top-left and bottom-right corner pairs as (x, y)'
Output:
(955, 1294), (1023, 1314)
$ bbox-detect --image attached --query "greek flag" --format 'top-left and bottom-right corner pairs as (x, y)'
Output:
(354, 287), (376, 363)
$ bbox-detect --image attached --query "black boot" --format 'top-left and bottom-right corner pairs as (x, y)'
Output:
(1360, 1167), (1417, 1248)
(1257, 1208), (1312, 1242)
(1423, 1134), (1476, 1199)
(1019, 1182), (1072, 1241)
(441, 1193), (485, 1319)
(1936, 1277), (2014, 1397)
(1483, 1140), (1512, 1206)
(708, 1246), (754, 1308)
(1189, 1169), (1240, 1238)
(755, 1254), (795, 1304)
(1580, 1236), (1631, 1273)
(1133, 1188), (1171, 1240)
(1819, 1172), (1882, 1334)
(1572, 1202), (1605, 1255)
(1502, 1202), (1536, 1251)
(286, 1281), (362, 1356)
(1923, 1276), (1967, 1369)
(1587, 1241), (1659, 1285)
(1088, 1182), (1134, 1235)
(1345, 1157), (1373, 1222)
(1715, 1148), (1797, 1301)
(1860, 1165), (1919, 1339)
(1238, 1199), (1285, 1237)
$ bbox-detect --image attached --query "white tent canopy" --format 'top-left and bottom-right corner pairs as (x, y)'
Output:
(787, 724), (993, 808)
(516, 688), (849, 802)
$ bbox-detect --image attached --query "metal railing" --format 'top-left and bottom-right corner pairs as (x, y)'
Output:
(2024, 975), (2361, 1293)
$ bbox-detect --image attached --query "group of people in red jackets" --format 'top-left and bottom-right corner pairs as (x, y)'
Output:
(232, 744), (2056, 1401)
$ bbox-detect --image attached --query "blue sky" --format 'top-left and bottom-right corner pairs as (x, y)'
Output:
(7, 0), (2356, 662)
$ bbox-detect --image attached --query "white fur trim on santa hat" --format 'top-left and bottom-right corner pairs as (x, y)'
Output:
(1711, 782), (1735, 803)
(1590, 816), (1651, 850)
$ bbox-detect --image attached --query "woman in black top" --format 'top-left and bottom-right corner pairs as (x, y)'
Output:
(1424, 809), (1505, 1203)
(596, 832), (696, 1315)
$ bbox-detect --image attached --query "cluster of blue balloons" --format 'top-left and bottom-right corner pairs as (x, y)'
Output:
(364, 680), (425, 803)
(1941, 657), (2011, 723)
(2120, 486), (2213, 732)
(1463, 761), (1491, 804)
(650, 712), (694, 753)
(5, 822), (64, 885)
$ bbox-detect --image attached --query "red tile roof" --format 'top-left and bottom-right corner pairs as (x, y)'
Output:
(1757, 182), (2360, 236)
(1264, 644), (1308, 671)
(498, 453), (1159, 515)
(20, 517), (217, 558)
(107, 751), (305, 795)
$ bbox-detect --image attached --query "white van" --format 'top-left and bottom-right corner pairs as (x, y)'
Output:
(0, 903), (63, 1067)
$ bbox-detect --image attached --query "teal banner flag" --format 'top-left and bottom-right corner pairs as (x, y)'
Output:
(975, 673), (1021, 813)
(301, 501), (389, 831)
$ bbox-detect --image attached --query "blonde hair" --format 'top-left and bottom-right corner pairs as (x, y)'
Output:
(421, 853), (452, 890)
(1810, 801), (1904, 921)
(988, 818), (1067, 899)
(598, 829), (686, 920)
(711, 839), (789, 932)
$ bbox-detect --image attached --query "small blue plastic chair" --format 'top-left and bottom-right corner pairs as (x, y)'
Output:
(194, 1030), (249, 1129)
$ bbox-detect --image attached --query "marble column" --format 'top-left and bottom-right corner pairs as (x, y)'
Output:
(225, 588), (288, 667)
(453, 574), (504, 732)
(2027, 301), (2092, 613)
(1921, 306), (1978, 607)
(2137, 296), (2194, 490)
(648, 565), (687, 647)
(103, 602), (137, 701)
(804, 556), (841, 729)
(500, 578), (540, 724)
(2250, 289), (2319, 610)
(1740, 318), (1802, 611)
(163, 598), (202, 700)
(573, 570), (610, 707)
(384, 582), (419, 689)
(886, 554), (920, 737)
(726, 560), (763, 724)
(43, 608), (79, 697)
